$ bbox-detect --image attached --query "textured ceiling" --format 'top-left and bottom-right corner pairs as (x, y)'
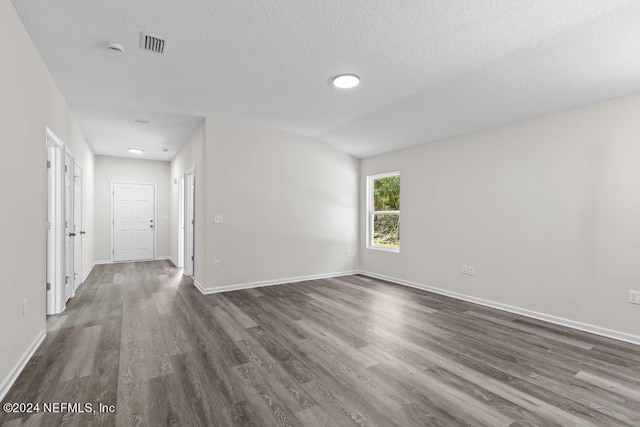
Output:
(74, 108), (203, 161)
(11, 0), (640, 158)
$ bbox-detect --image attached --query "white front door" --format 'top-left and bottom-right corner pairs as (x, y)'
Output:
(113, 183), (155, 261)
(64, 152), (73, 301)
(73, 163), (82, 291)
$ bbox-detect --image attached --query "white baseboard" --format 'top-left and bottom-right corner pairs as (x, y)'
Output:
(194, 270), (360, 295)
(157, 256), (178, 267)
(193, 279), (206, 294)
(81, 262), (96, 283)
(359, 271), (640, 346)
(0, 329), (46, 401)
(93, 259), (113, 265)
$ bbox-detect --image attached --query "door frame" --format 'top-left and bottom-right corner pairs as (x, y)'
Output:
(46, 128), (65, 315)
(177, 175), (184, 269)
(110, 181), (157, 262)
(73, 162), (82, 291)
(184, 167), (195, 276)
(64, 148), (74, 302)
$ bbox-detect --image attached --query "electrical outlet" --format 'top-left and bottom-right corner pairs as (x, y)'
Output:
(214, 215), (223, 224)
(461, 265), (468, 274)
(629, 290), (640, 305)
(346, 249), (351, 257)
(213, 259), (220, 269)
(468, 266), (475, 276)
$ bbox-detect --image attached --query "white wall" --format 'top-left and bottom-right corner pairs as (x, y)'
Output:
(0, 0), (94, 393)
(360, 92), (640, 337)
(94, 156), (171, 262)
(170, 120), (206, 283)
(204, 120), (359, 288)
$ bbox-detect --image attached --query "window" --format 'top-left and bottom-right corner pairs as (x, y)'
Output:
(367, 172), (400, 251)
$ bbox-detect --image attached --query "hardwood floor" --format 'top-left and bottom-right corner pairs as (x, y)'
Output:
(2, 261), (640, 426)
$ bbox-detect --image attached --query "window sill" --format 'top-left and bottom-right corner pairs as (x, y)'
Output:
(367, 246), (400, 253)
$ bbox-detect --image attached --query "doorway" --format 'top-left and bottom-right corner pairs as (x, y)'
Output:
(184, 169), (195, 276)
(178, 176), (184, 268)
(73, 163), (83, 291)
(46, 129), (81, 315)
(46, 129), (66, 315)
(64, 150), (74, 302)
(112, 182), (156, 261)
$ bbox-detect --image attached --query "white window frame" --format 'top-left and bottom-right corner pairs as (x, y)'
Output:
(366, 171), (400, 253)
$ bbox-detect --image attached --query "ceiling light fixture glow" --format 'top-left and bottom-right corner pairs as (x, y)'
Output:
(128, 147), (144, 154)
(333, 74), (360, 89)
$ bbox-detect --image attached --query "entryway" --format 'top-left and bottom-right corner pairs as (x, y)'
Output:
(112, 182), (156, 261)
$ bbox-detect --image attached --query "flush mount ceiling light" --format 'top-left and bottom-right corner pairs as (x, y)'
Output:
(128, 147), (144, 154)
(333, 74), (360, 89)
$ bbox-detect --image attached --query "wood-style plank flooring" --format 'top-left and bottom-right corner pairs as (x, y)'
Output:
(2, 261), (640, 426)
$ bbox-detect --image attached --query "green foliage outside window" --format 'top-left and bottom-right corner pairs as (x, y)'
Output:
(373, 175), (400, 211)
(372, 175), (400, 249)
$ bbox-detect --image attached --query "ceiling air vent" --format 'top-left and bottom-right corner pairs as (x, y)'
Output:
(141, 32), (166, 54)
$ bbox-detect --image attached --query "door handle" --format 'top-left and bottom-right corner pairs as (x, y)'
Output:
(80, 231), (86, 235)
(69, 232), (76, 237)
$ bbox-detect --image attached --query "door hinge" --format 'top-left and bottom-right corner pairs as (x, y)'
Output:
(191, 256), (194, 261)
(46, 282), (51, 291)
(112, 250), (114, 254)
(191, 219), (194, 225)
(65, 276), (69, 284)
(47, 160), (51, 169)
(65, 165), (68, 172)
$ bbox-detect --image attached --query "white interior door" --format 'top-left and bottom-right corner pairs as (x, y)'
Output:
(178, 176), (184, 268)
(46, 129), (64, 315)
(64, 152), (73, 302)
(73, 163), (82, 291)
(46, 146), (56, 314)
(184, 171), (195, 276)
(113, 183), (155, 261)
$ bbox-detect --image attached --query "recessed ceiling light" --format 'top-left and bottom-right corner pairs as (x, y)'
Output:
(333, 74), (360, 89)
(128, 148), (144, 154)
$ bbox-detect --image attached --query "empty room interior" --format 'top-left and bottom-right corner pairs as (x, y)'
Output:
(2, 0), (640, 425)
